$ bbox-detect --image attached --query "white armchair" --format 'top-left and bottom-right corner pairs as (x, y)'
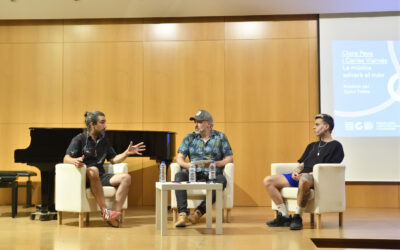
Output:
(55, 163), (128, 227)
(271, 163), (346, 228)
(170, 163), (234, 223)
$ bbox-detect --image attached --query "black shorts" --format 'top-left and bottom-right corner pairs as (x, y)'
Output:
(100, 173), (114, 186)
(86, 173), (114, 188)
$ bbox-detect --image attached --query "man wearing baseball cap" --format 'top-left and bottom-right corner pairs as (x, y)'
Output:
(174, 110), (234, 227)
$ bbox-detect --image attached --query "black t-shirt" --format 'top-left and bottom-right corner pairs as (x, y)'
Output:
(298, 140), (344, 173)
(65, 132), (117, 174)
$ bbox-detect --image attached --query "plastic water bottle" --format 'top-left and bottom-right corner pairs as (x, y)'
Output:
(209, 161), (216, 183)
(188, 161), (196, 183)
(159, 161), (166, 182)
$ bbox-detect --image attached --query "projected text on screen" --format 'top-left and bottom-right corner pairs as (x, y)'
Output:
(333, 40), (400, 137)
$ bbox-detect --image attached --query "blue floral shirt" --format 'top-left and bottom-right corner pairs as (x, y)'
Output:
(178, 130), (233, 174)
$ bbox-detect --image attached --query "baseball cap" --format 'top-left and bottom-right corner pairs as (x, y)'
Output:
(189, 110), (213, 122)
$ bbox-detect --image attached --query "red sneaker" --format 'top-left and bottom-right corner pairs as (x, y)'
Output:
(102, 208), (120, 221)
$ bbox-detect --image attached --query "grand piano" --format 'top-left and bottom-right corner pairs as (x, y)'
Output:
(14, 127), (175, 220)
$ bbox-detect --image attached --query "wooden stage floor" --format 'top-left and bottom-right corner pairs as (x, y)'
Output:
(0, 206), (399, 249)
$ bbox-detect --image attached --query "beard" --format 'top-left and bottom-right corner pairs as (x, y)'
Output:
(195, 127), (204, 134)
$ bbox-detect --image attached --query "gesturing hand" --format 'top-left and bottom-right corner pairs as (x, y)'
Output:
(126, 141), (146, 156)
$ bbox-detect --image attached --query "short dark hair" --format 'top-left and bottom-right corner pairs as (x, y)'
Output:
(84, 111), (105, 131)
(315, 113), (334, 133)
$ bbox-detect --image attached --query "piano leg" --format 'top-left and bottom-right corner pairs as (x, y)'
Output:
(40, 168), (56, 213)
(48, 169), (56, 212)
(29, 165), (57, 221)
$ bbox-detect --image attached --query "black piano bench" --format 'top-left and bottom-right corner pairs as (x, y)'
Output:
(0, 171), (37, 218)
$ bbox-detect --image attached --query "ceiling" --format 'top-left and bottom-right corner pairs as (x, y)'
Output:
(0, 0), (399, 20)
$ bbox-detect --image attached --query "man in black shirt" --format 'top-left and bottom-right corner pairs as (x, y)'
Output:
(64, 111), (146, 227)
(263, 114), (344, 230)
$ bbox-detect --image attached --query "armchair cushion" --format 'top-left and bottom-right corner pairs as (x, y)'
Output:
(86, 187), (116, 199)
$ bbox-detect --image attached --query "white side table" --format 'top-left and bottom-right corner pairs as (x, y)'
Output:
(155, 182), (223, 236)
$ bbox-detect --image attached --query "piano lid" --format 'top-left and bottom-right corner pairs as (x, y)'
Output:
(14, 127), (176, 164)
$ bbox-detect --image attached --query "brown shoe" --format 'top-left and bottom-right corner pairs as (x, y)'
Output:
(188, 209), (202, 225)
(175, 212), (189, 227)
(106, 219), (120, 228)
